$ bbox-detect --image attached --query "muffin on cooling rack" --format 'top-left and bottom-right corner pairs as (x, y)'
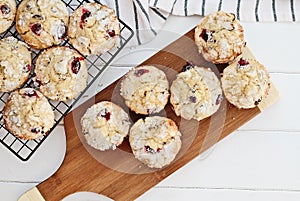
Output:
(34, 46), (88, 101)
(68, 3), (120, 56)
(170, 64), (223, 121)
(120, 65), (170, 115)
(221, 57), (270, 109)
(129, 116), (182, 169)
(15, 0), (69, 49)
(0, 0), (16, 34)
(0, 36), (31, 92)
(3, 88), (55, 140)
(81, 101), (131, 151)
(194, 11), (245, 64)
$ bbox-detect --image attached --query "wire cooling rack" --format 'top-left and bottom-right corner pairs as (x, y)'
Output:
(0, 0), (134, 161)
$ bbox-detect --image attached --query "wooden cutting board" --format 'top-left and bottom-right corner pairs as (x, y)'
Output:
(18, 29), (279, 201)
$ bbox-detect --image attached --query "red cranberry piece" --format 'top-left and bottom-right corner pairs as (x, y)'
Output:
(181, 61), (195, 72)
(134, 69), (149, 77)
(31, 127), (40, 133)
(238, 58), (249, 67)
(80, 8), (91, 29)
(101, 111), (111, 121)
(23, 89), (39, 98)
(254, 98), (261, 106)
(189, 96), (197, 103)
(23, 64), (31, 73)
(71, 57), (84, 74)
(98, 108), (111, 121)
(200, 28), (209, 42)
(30, 23), (42, 36)
(216, 94), (223, 105)
(145, 146), (161, 154)
(1, 4), (10, 15)
(107, 30), (116, 37)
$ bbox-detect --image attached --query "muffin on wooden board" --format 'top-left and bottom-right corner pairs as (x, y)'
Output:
(81, 101), (131, 151)
(68, 3), (120, 56)
(221, 57), (270, 109)
(129, 116), (182, 169)
(194, 11), (245, 64)
(3, 88), (55, 140)
(16, 0), (69, 49)
(170, 64), (223, 121)
(120, 65), (170, 115)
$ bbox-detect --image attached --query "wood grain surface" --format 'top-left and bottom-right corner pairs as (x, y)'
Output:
(24, 29), (277, 201)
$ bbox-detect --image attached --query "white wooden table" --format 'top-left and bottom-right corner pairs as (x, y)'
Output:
(1, 15), (300, 201)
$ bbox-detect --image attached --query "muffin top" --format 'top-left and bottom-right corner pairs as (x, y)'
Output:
(81, 101), (131, 151)
(3, 88), (55, 140)
(16, 0), (69, 49)
(170, 65), (223, 121)
(34, 46), (87, 101)
(221, 57), (270, 109)
(129, 116), (182, 169)
(0, 0), (16, 34)
(194, 11), (245, 64)
(120, 65), (170, 115)
(0, 36), (31, 92)
(68, 3), (120, 55)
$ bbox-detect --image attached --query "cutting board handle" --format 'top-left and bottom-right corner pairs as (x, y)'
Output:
(18, 187), (45, 201)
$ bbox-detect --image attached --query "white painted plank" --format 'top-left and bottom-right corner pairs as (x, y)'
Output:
(243, 22), (300, 73)
(2, 181), (300, 201)
(156, 131), (300, 190)
(138, 187), (300, 201)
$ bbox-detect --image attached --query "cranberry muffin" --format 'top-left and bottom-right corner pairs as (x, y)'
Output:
(170, 64), (223, 121)
(34, 46), (87, 101)
(68, 3), (120, 55)
(3, 88), (55, 140)
(195, 11), (245, 64)
(120, 65), (170, 115)
(81, 101), (131, 151)
(0, 0), (16, 34)
(129, 116), (182, 169)
(221, 57), (270, 109)
(0, 36), (31, 92)
(16, 0), (69, 49)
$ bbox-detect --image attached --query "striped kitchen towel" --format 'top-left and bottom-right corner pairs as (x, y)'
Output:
(97, 0), (299, 45)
